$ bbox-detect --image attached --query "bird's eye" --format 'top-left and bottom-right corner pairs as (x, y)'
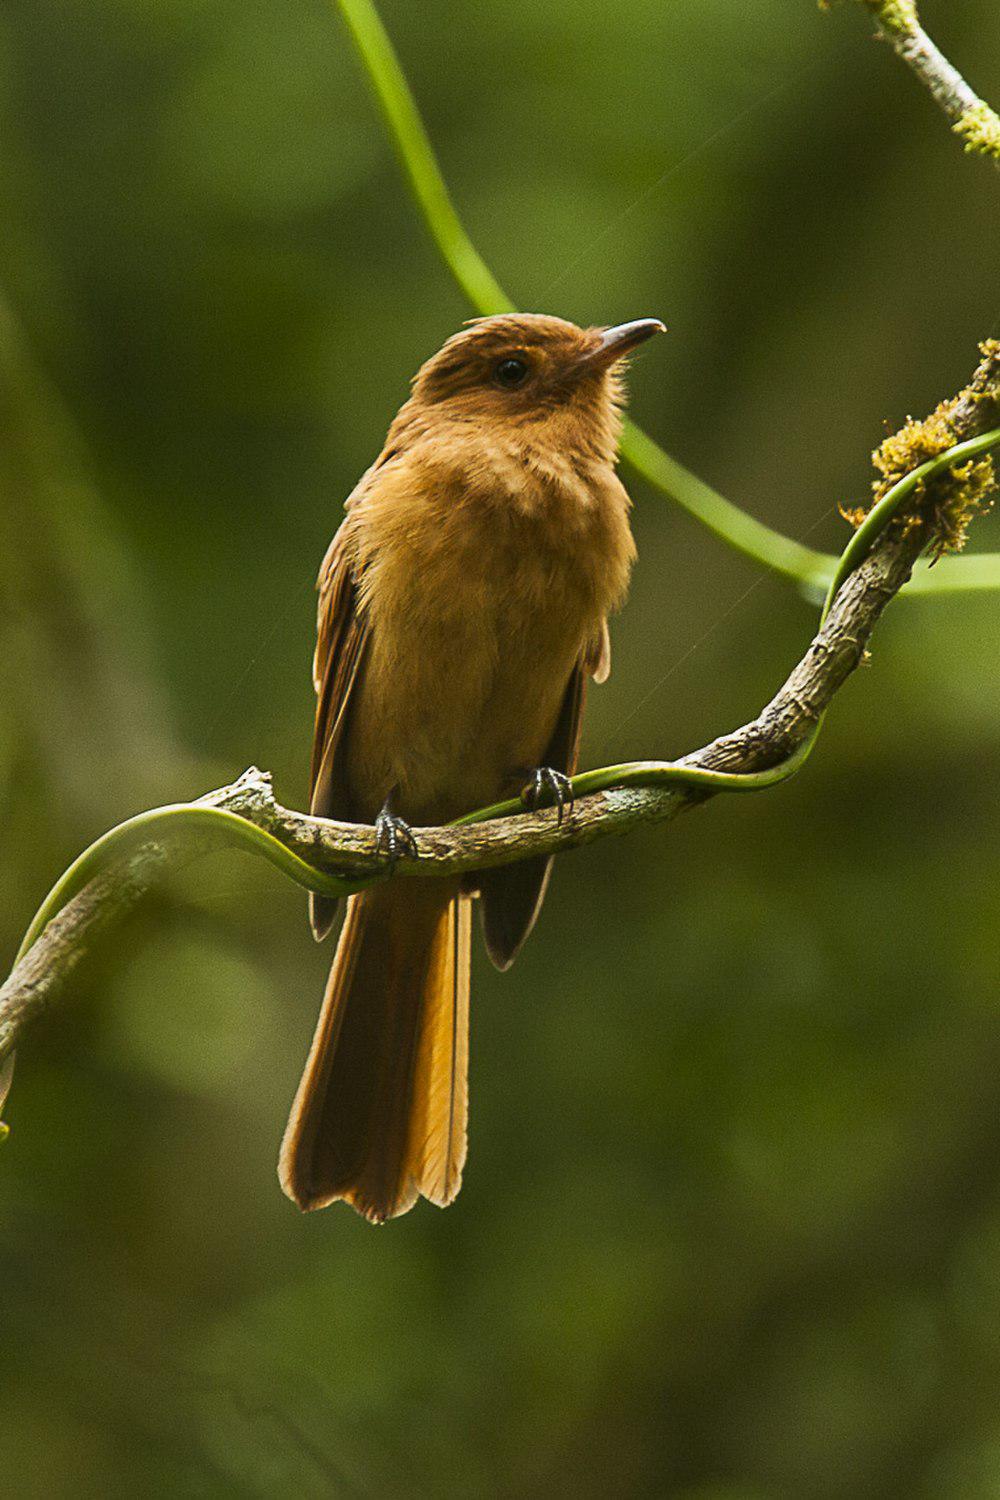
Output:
(493, 356), (530, 390)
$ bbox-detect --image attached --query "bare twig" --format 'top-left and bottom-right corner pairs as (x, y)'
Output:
(852, 1), (1000, 165)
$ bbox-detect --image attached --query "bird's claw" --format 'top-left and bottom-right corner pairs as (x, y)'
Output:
(521, 767), (574, 824)
(374, 804), (419, 871)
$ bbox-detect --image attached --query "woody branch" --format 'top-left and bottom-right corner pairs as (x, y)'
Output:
(2, 342), (998, 1069)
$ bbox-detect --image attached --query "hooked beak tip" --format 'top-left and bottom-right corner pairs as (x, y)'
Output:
(583, 318), (667, 371)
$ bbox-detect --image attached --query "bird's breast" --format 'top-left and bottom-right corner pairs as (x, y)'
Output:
(344, 451), (634, 820)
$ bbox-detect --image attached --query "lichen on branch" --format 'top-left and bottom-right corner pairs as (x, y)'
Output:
(842, 341), (1000, 557)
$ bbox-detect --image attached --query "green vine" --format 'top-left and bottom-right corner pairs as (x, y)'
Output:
(9, 425), (998, 966)
(3, 420), (997, 1130)
(331, 0), (1000, 598)
(3, 1), (999, 1135)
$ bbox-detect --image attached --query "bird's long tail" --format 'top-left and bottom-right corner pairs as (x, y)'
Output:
(278, 879), (470, 1222)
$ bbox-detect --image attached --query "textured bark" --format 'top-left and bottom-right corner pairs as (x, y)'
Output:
(0, 512), (937, 1071)
(2, 345), (998, 1077)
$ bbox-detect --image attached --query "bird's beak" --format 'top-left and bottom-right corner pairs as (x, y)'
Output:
(578, 318), (666, 372)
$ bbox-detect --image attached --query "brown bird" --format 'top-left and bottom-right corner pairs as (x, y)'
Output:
(279, 311), (664, 1222)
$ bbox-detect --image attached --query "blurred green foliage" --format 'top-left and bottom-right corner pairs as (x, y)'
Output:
(2, 1), (1000, 1495)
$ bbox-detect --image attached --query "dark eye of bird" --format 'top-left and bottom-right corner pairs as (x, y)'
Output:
(493, 356), (529, 390)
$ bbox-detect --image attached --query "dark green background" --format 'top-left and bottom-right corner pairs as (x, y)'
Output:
(2, 2), (1000, 1495)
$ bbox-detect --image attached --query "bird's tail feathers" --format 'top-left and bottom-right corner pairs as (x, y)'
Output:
(279, 879), (469, 1222)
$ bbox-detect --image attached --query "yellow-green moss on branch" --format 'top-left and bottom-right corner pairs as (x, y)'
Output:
(3, 358), (999, 1123)
(842, 341), (1000, 557)
(954, 101), (1000, 164)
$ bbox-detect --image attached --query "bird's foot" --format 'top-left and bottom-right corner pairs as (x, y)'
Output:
(520, 767), (574, 824)
(374, 796), (419, 872)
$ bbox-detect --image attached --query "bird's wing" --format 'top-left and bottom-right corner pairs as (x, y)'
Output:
(478, 655), (589, 971)
(308, 520), (370, 939)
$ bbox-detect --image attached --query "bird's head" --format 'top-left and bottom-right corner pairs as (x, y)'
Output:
(406, 312), (665, 462)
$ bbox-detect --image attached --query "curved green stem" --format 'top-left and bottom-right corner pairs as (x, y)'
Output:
(13, 805), (375, 970)
(331, 0), (1000, 598)
(1, 427), (995, 1140)
(457, 427), (1000, 824)
(905, 552), (1000, 594)
(620, 418), (834, 594)
(335, 0), (513, 317)
(14, 425), (993, 975)
(3, 0), (998, 1139)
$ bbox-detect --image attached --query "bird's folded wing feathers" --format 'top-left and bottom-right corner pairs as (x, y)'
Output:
(308, 523), (370, 939)
(310, 525), (368, 815)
